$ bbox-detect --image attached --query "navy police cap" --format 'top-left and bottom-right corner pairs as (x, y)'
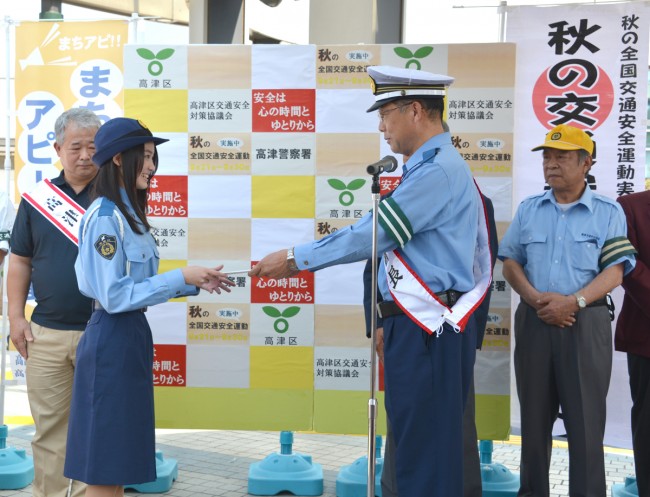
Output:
(366, 65), (454, 112)
(92, 117), (169, 167)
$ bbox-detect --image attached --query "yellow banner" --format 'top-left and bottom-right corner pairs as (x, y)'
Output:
(14, 20), (127, 196)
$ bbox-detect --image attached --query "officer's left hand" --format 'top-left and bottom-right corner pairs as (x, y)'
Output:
(536, 292), (577, 328)
(249, 249), (300, 279)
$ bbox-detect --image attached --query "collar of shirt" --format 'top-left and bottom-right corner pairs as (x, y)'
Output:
(403, 132), (450, 171)
(51, 170), (72, 191)
(402, 132), (449, 179)
(52, 170), (95, 198)
(541, 181), (594, 214)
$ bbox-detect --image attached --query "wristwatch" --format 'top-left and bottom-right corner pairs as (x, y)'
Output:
(574, 293), (587, 310)
(287, 247), (299, 272)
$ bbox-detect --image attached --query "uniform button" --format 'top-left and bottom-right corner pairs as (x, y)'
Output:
(303, 260), (309, 266)
(554, 260), (559, 263)
(558, 236), (562, 240)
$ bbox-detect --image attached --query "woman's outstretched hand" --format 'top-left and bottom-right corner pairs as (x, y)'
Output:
(182, 265), (236, 294)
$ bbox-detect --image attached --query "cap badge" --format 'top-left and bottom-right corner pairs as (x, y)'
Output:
(551, 132), (562, 140)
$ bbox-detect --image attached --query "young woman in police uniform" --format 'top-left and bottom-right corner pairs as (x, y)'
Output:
(64, 118), (233, 497)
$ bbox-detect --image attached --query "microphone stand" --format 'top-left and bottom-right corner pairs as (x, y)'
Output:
(366, 169), (381, 497)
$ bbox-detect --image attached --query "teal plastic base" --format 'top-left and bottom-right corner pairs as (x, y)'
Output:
(124, 450), (178, 493)
(0, 425), (35, 490)
(335, 454), (383, 497)
(612, 476), (638, 497)
(479, 440), (519, 497)
(248, 431), (323, 496)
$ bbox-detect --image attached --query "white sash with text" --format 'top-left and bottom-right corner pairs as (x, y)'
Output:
(383, 182), (492, 335)
(22, 179), (84, 246)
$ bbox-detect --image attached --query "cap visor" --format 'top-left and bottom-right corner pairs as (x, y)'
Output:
(366, 96), (402, 113)
(531, 141), (582, 152)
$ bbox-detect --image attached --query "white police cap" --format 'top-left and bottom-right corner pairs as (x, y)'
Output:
(366, 65), (454, 112)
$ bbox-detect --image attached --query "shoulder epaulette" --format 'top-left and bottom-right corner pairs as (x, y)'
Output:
(591, 193), (618, 207)
(98, 198), (117, 217)
(82, 198), (124, 244)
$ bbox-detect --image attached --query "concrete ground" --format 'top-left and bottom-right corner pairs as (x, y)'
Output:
(1, 383), (637, 497)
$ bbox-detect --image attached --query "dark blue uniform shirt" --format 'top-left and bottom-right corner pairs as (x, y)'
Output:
(10, 171), (94, 330)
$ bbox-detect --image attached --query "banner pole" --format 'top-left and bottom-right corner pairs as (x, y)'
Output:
(0, 15), (15, 426)
(129, 12), (140, 45)
(498, 1), (507, 42)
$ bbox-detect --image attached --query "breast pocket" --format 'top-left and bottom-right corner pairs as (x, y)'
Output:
(571, 236), (602, 271)
(520, 230), (547, 264)
(124, 244), (158, 282)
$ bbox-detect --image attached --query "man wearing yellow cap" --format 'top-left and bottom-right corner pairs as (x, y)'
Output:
(498, 124), (636, 497)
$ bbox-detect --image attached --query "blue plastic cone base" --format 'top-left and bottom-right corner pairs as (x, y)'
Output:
(0, 447), (35, 490)
(336, 455), (383, 497)
(248, 431), (323, 496)
(124, 450), (178, 493)
(612, 476), (638, 497)
(479, 440), (519, 497)
(480, 462), (520, 496)
(248, 452), (323, 496)
(0, 425), (35, 490)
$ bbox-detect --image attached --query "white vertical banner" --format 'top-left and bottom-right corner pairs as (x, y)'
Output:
(507, 2), (650, 449)
(508, 2), (649, 202)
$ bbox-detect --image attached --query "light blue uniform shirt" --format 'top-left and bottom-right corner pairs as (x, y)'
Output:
(498, 186), (635, 295)
(75, 190), (198, 313)
(294, 132), (480, 300)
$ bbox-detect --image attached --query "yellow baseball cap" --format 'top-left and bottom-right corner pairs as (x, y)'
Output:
(531, 124), (594, 155)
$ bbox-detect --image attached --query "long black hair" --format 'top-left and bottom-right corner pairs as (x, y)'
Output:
(92, 144), (157, 234)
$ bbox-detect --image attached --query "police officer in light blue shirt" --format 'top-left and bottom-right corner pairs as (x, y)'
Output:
(64, 117), (234, 496)
(75, 188), (199, 312)
(498, 124), (636, 497)
(251, 66), (488, 497)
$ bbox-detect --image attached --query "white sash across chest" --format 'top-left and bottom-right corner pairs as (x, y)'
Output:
(382, 180), (492, 336)
(22, 179), (85, 246)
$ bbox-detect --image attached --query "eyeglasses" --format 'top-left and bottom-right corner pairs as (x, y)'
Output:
(378, 102), (413, 123)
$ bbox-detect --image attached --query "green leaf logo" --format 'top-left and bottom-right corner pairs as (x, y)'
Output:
(394, 47), (414, 59)
(328, 178), (366, 206)
(281, 306), (300, 318)
(413, 46), (434, 58)
(393, 45), (434, 70)
(327, 178), (347, 191)
(262, 306), (282, 318)
(263, 305), (301, 334)
(346, 179), (366, 191)
(136, 47), (176, 76)
(156, 48), (175, 60)
(136, 48), (156, 60)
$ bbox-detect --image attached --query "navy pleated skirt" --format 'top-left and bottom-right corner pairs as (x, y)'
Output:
(64, 309), (156, 485)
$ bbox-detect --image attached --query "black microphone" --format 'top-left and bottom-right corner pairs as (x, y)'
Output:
(366, 155), (398, 175)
